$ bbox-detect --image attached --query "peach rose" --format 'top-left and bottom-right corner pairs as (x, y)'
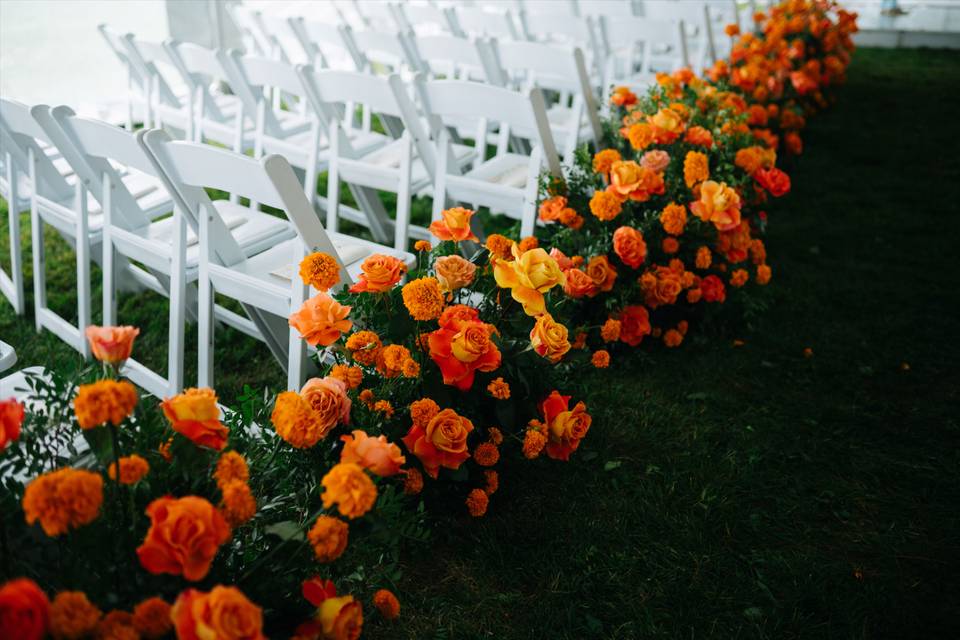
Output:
(433, 255), (477, 293)
(639, 150), (670, 173)
(690, 180), (742, 231)
(562, 268), (598, 299)
(612, 226), (647, 269)
(348, 254), (407, 293)
(172, 586), (264, 640)
(161, 388), (228, 451)
(429, 207), (478, 242)
(85, 325), (139, 364)
(289, 293), (353, 347)
(137, 496), (231, 581)
(402, 408), (473, 478)
(339, 430), (405, 477)
(529, 313), (571, 363)
(548, 248), (574, 272)
(493, 244), (565, 316)
(300, 376), (351, 437)
(585, 255), (617, 293)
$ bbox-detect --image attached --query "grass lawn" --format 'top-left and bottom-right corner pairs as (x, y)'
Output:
(3, 47), (960, 638)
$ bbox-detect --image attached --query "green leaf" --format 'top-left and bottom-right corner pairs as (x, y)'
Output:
(603, 460), (622, 471)
(81, 427), (114, 466)
(264, 521), (305, 542)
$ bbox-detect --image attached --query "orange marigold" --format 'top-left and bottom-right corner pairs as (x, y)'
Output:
(683, 151), (709, 188)
(108, 454), (149, 485)
(220, 480), (256, 527)
(271, 391), (325, 449)
(465, 488), (489, 517)
(50, 591), (101, 640)
(307, 515), (349, 562)
(730, 268), (749, 287)
(402, 359), (420, 378)
(330, 364), (363, 389)
(373, 400), (395, 418)
(414, 240), (432, 252)
(403, 468), (424, 495)
(22, 468), (103, 537)
(626, 122), (655, 150)
(95, 610), (137, 640)
(132, 597), (171, 639)
(592, 350), (611, 368)
(487, 427), (503, 445)
(522, 429), (547, 459)
(486, 378), (511, 400)
(695, 246), (712, 269)
(409, 398), (440, 428)
(663, 329), (684, 348)
(321, 463), (377, 519)
(299, 252), (340, 291)
(600, 318), (622, 342)
(213, 451), (249, 490)
(660, 203), (687, 236)
(473, 442), (500, 467)
(401, 277), (444, 321)
(73, 380), (138, 430)
(372, 590), (400, 621)
(518, 236), (539, 253)
(345, 331), (382, 366)
(592, 148), (621, 174)
(376, 344), (412, 378)
(589, 190), (623, 222)
(485, 234), (514, 260)
(484, 470), (499, 495)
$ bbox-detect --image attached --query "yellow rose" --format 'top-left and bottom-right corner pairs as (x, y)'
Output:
(529, 313), (571, 363)
(493, 244), (565, 316)
(433, 255), (477, 293)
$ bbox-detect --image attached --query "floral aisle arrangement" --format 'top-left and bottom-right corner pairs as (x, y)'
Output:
(0, 2), (856, 638)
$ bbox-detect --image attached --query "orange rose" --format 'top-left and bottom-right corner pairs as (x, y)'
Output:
(0, 578), (49, 640)
(529, 313), (571, 363)
(585, 255), (617, 293)
(684, 126), (714, 148)
(300, 376), (351, 437)
(690, 181), (742, 232)
(427, 306), (500, 391)
(84, 325), (139, 365)
(162, 388), (228, 451)
(608, 161), (664, 202)
(540, 392), (592, 461)
(538, 195), (567, 222)
(649, 107), (685, 143)
(318, 595), (363, 640)
(754, 167), (791, 197)
(1, 398), (24, 452)
(172, 586), (264, 640)
(493, 244), (565, 316)
(612, 226), (647, 269)
(402, 408), (473, 478)
(339, 430), (405, 477)
(610, 86), (637, 107)
(562, 268), (599, 299)
(433, 255), (477, 293)
(289, 293), (352, 347)
(321, 462), (377, 519)
(429, 207), (478, 242)
(619, 305), (651, 346)
(640, 266), (683, 309)
(348, 254), (406, 293)
(137, 496), (230, 581)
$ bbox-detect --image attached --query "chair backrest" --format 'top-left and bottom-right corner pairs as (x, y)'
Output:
(122, 34), (186, 109)
(519, 0), (579, 17)
(406, 34), (487, 79)
(578, 0), (638, 16)
(518, 11), (590, 45)
(0, 98), (73, 202)
(223, 51), (309, 137)
(340, 25), (415, 73)
(598, 15), (689, 72)
(139, 129), (349, 283)
(287, 16), (355, 70)
(35, 106), (158, 230)
(449, 6), (524, 40)
(414, 77), (562, 179)
(97, 24), (145, 89)
(350, 0), (397, 31)
(392, 2), (453, 35)
(163, 41), (237, 122)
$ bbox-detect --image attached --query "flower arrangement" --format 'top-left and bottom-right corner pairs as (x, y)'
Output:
(0, 2), (856, 637)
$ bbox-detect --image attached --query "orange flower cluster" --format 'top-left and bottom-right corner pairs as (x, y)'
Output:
(73, 379), (137, 430)
(22, 468), (103, 537)
(137, 495), (230, 581)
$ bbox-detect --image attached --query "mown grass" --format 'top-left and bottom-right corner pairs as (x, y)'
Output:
(3, 47), (960, 639)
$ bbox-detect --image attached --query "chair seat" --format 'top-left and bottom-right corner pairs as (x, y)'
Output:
(211, 200), (299, 258)
(464, 152), (531, 189)
(39, 170), (172, 233)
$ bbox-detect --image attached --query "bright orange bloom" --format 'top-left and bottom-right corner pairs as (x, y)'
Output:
(73, 379), (138, 430)
(541, 391), (592, 461)
(660, 203), (687, 236)
(0, 578), (49, 640)
(522, 429), (546, 459)
(684, 125), (714, 148)
(756, 264), (772, 285)
(162, 388), (228, 451)
(22, 468), (103, 537)
(427, 306), (501, 391)
(50, 591), (100, 640)
(563, 268), (599, 299)
(662, 237), (679, 254)
(485, 234), (514, 260)
(487, 377), (511, 400)
(619, 305), (652, 346)
(329, 364), (363, 389)
(487, 427), (503, 445)
(755, 167), (791, 197)
(592, 149), (621, 174)
(132, 597), (171, 639)
(108, 454), (149, 485)
(409, 398), (440, 429)
(608, 161), (665, 202)
(1, 398), (24, 451)
(345, 331), (382, 366)
(589, 190), (623, 222)
(213, 451), (249, 490)
(429, 207), (478, 242)
(493, 243), (565, 316)
(663, 329), (684, 348)
(683, 151), (710, 188)
(219, 480), (256, 527)
(640, 266), (683, 309)
(402, 408), (474, 479)
(538, 196), (568, 222)
(473, 442), (500, 467)
(340, 430), (405, 477)
(348, 254), (407, 293)
(591, 350), (611, 368)
(649, 107), (685, 143)
(172, 586), (264, 640)
(307, 515), (349, 562)
(271, 391), (325, 449)
(626, 122), (655, 150)
(401, 277), (445, 321)
(610, 86), (637, 106)
(613, 226), (647, 269)
(730, 268), (749, 287)
(484, 469), (499, 495)
(316, 594), (363, 640)
(530, 313), (571, 363)
(586, 255), (617, 293)
(691, 181), (742, 232)
(137, 496), (230, 581)
(465, 488), (489, 517)
(299, 252), (340, 291)
(414, 240), (432, 252)
(321, 463), (377, 519)
(374, 344), (411, 378)
(372, 590), (400, 621)
(85, 325), (139, 365)
(289, 293), (353, 347)
(600, 318), (621, 342)
(696, 246), (712, 269)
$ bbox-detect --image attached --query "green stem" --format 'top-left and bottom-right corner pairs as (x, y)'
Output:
(107, 423), (124, 595)
(238, 506), (325, 585)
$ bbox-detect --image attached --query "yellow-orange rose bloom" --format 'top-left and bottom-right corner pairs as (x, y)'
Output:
(433, 255), (477, 293)
(288, 293), (352, 347)
(172, 586), (264, 640)
(529, 313), (571, 363)
(493, 244), (565, 316)
(84, 325), (139, 365)
(300, 376), (351, 437)
(321, 463), (377, 519)
(318, 595), (363, 640)
(690, 180), (742, 232)
(162, 388), (228, 451)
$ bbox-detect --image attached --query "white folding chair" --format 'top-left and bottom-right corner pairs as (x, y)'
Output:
(287, 16), (358, 71)
(641, 0), (727, 70)
(119, 33), (193, 136)
(414, 78), (562, 238)
(96, 24), (148, 131)
(0, 127), (36, 315)
(448, 6), (526, 41)
(483, 39), (602, 163)
(0, 99), (170, 356)
(339, 25), (418, 76)
(577, 0), (638, 17)
(404, 33), (488, 81)
(140, 130), (414, 390)
(595, 14), (689, 99)
(514, 11), (606, 80)
(391, 1), (455, 36)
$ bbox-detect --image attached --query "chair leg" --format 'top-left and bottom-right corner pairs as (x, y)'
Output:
(75, 188), (91, 358)
(5, 159), (24, 314)
(102, 222), (116, 327)
(198, 276), (214, 389)
(168, 213), (187, 395)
